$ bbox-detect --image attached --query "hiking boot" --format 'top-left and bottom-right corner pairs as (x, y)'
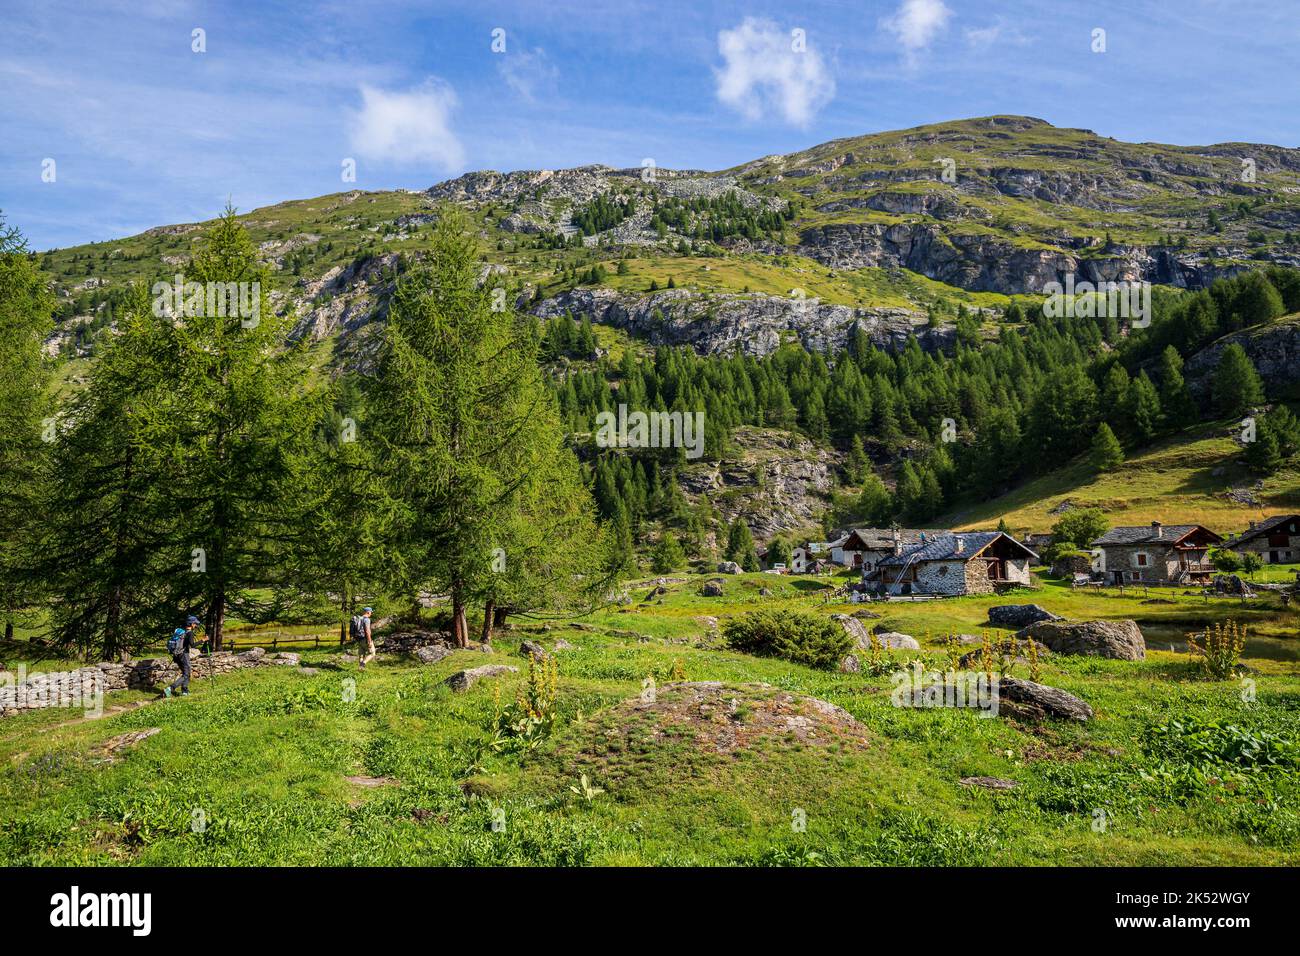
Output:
(163, 687), (172, 698)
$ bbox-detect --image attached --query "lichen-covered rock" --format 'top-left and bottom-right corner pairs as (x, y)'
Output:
(444, 665), (518, 692)
(873, 631), (920, 650)
(701, 580), (724, 597)
(414, 645), (452, 665)
(997, 677), (1093, 721)
(1014, 619), (1145, 661)
(988, 604), (1061, 628)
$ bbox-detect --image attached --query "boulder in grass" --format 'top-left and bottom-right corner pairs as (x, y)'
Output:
(873, 631), (920, 650)
(997, 677), (1093, 721)
(553, 639), (575, 651)
(444, 665), (518, 693)
(988, 604), (1060, 628)
(1014, 619), (1145, 661)
(702, 580), (724, 597)
(414, 645), (452, 665)
(717, 561), (743, 574)
(838, 654), (861, 674)
(518, 640), (548, 661)
(831, 614), (872, 650)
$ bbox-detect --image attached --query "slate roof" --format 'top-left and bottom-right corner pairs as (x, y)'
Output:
(1091, 525), (1220, 547)
(875, 532), (1037, 568)
(1231, 515), (1300, 546)
(844, 528), (942, 550)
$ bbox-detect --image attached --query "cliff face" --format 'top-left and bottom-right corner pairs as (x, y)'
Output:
(796, 221), (1251, 294)
(530, 287), (955, 357)
(1185, 315), (1300, 397)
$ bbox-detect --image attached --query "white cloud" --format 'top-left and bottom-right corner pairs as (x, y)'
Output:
(714, 17), (835, 127)
(348, 80), (465, 170)
(881, 0), (953, 58)
(498, 47), (559, 102)
(964, 24), (1001, 48)
(964, 19), (1029, 50)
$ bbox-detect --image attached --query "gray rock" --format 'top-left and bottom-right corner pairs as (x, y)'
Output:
(832, 614), (873, 650)
(553, 639), (575, 651)
(873, 630), (920, 650)
(518, 640), (548, 661)
(838, 654), (861, 674)
(444, 665), (518, 693)
(414, 645), (452, 665)
(701, 580), (724, 597)
(1014, 619), (1145, 661)
(997, 676), (1093, 721)
(959, 776), (1019, 790)
(717, 561), (743, 575)
(988, 604), (1061, 628)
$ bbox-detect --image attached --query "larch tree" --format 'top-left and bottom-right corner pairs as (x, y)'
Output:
(0, 215), (54, 643)
(146, 208), (323, 649)
(365, 208), (603, 646)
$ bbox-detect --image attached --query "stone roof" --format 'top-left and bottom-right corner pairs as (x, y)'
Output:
(1091, 525), (1216, 547)
(845, 528), (943, 550)
(876, 531), (1036, 567)
(1230, 514), (1300, 546)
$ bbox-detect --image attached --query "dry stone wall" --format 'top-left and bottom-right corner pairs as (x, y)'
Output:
(0, 647), (299, 717)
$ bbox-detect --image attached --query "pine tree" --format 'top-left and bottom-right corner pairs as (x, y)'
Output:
(845, 434), (868, 484)
(36, 289), (177, 659)
(366, 208), (603, 644)
(651, 531), (686, 573)
(1212, 343), (1265, 418)
(1124, 371), (1162, 445)
(725, 518), (758, 571)
(856, 471), (893, 525)
(0, 215), (54, 642)
(1089, 422), (1125, 473)
(1157, 345), (1197, 428)
(145, 208), (323, 649)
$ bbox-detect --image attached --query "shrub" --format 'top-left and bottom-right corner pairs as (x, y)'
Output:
(723, 609), (851, 670)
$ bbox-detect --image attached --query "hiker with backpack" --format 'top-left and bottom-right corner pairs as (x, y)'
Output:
(350, 607), (375, 669)
(164, 615), (201, 698)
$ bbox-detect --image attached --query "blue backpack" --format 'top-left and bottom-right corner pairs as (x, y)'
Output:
(167, 628), (186, 654)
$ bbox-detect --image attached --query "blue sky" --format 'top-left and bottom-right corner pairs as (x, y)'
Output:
(2, 0), (1297, 250)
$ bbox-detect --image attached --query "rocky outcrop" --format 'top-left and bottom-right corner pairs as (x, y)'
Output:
(674, 427), (837, 540)
(530, 287), (947, 358)
(795, 221), (1228, 295)
(988, 604), (1061, 628)
(832, 614), (872, 649)
(1014, 619), (1146, 661)
(1185, 316), (1300, 399)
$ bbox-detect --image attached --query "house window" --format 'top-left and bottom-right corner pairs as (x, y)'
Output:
(1135, 553), (1149, 567)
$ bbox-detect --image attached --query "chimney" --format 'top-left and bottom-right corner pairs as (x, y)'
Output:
(1249, 520), (1257, 531)
(892, 527), (902, 556)
(954, 535), (964, 555)
(1151, 520), (1162, 538)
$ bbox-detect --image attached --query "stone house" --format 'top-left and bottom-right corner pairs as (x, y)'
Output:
(1091, 521), (1222, 585)
(832, 527), (943, 572)
(1227, 515), (1300, 564)
(864, 531), (1037, 596)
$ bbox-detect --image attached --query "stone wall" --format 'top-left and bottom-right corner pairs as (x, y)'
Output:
(0, 647), (300, 717)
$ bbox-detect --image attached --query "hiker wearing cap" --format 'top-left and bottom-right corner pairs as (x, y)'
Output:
(164, 616), (200, 698)
(349, 607), (375, 669)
